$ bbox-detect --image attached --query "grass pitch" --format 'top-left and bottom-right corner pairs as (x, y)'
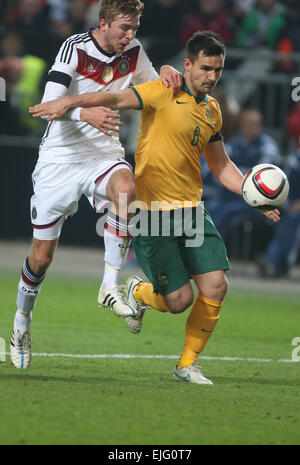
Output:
(0, 271), (300, 445)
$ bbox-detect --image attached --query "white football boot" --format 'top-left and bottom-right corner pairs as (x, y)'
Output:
(10, 327), (32, 369)
(173, 362), (213, 385)
(98, 285), (137, 317)
(124, 276), (147, 334)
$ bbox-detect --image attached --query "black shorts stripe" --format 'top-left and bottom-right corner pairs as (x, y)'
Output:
(32, 216), (62, 229)
(47, 70), (72, 88)
(94, 162), (130, 185)
(40, 121), (54, 147)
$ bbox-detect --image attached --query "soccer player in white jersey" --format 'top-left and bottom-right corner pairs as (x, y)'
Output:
(10, 0), (182, 369)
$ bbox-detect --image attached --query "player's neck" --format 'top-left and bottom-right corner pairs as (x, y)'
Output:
(183, 75), (206, 101)
(91, 28), (115, 56)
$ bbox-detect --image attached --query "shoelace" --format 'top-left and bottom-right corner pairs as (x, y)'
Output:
(16, 331), (30, 353)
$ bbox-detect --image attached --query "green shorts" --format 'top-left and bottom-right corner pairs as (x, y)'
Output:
(133, 207), (230, 295)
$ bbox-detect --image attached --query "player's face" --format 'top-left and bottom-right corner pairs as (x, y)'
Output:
(184, 52), (224, 96)
(100, 14), (140, 54)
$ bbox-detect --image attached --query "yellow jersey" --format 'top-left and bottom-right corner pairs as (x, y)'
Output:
(131, 78), (223, 210)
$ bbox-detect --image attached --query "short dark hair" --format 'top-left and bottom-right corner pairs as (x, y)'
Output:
(99, 0), (144, 24)
(186, 31), (226, 63)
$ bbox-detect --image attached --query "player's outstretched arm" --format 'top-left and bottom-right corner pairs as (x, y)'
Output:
(29, 88), (140, 120)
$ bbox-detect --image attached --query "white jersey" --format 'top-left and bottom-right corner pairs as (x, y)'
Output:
(38, 30), (158, 163)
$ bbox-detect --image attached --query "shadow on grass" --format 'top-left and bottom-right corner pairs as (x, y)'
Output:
(212, 375), (300, 387)
(1, 370), (299, 388)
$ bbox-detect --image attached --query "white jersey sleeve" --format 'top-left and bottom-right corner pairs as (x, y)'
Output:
(41, 34), (82, 121)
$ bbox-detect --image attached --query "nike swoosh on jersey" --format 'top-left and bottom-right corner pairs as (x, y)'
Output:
(176, 100), (188, 104)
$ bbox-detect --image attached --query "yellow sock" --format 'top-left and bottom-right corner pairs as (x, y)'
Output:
(134, 282), (169, 312)
(177, 293), (222, 369)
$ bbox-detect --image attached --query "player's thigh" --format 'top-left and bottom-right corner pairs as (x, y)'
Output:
(31, 162), (80, 240)
(192, 270), (228, 302)
(133, 234), (190, 296)
(180, 209), (230, 276)
(84, 157), (133, 213)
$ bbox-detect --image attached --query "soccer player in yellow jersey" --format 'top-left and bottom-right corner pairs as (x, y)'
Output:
(30, 31), (280, 384)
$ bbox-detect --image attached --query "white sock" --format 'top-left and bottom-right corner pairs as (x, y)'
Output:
(14, 257), (45, 331)
(102, 263), (119, 288)
(17, 257), (45, 311)
(101, 224), (131, 289)
(16, 278), (43, 313)
(14, 309), (32, 331)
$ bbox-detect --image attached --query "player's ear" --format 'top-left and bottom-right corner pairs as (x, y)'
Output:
(99, 18), (108, 31)
(184, 58), (192, 73)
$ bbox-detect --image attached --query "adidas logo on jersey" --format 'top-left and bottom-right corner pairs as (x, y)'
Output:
(86, 64), (96, 73)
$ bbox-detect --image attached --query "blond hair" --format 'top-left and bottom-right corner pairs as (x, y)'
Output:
(99, 0), (144, 24)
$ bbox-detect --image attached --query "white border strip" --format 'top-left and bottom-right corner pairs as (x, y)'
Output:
(2, 352), (297, 363)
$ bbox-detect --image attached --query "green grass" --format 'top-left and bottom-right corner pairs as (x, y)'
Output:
(0, 271), (300, 445)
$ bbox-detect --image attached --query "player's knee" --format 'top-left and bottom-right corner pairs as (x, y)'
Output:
(167, 293), (194, 314)
(213, 275), (228, 301)
(108, 171), (136, 206)
(117, 178), (136, 204)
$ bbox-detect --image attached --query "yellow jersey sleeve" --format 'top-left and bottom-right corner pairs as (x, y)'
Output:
(208, 99), (223, 143)
(131, 78), (173, 112)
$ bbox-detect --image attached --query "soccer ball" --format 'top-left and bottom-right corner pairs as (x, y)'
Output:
(242, 163), (289, 210)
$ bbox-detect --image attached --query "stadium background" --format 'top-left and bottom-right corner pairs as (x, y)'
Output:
(1, 0), (300, 272)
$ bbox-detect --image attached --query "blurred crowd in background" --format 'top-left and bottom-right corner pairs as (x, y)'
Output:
(0, 0), (300, 277)
(1, 0), (300, 66)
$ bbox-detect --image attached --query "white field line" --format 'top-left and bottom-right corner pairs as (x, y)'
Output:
(2, 352), (298, 363)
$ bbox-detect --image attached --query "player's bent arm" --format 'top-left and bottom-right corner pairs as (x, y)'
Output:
(204, 140), (243, 196)
(29, 88), (140, 120)
(204, 141), (281, 223)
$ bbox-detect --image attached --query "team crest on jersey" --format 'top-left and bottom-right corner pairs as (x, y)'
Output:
(102, 66), (114, 83)
(156, 272), (168, 287)
(31, 206), (37, 220)
(206, 108), (214, 122)
(118, 58), (130, 75)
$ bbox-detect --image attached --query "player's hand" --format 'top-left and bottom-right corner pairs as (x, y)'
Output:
(29, 96), (72, 120)
(159, 65), (182, 95)
(80, 107), (122, 135)
(259, 208), (281, 223)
